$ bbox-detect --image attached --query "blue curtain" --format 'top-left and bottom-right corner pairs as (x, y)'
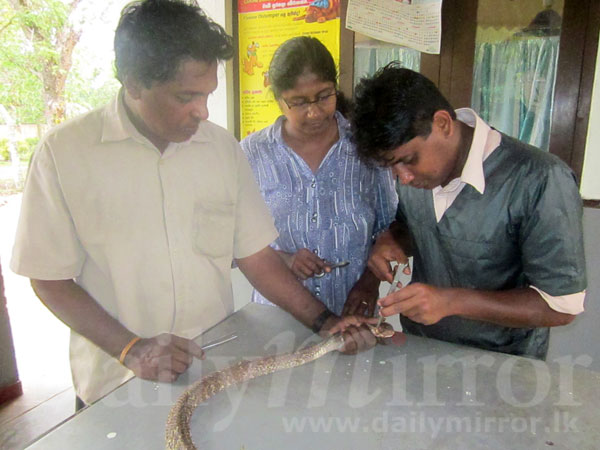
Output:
(471, 36), (560, 151)
(354, 45), (420, 88)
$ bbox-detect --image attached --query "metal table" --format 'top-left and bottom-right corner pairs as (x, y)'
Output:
(28, 303), (600, 449)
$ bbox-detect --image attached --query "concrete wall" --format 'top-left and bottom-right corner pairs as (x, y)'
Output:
(197, 0), (229, 131)
(547, 207), (600, 371)
(550, 31), (600, 369)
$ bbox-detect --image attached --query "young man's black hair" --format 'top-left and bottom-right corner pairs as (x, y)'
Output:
(352, 63), (456, 164)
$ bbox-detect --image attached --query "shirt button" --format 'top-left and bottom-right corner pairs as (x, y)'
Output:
(315, 292), (321, 297)
(311, 181), (316, 188)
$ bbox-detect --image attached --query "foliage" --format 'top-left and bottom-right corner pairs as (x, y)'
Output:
(65, 58), (121, 114)
(0, 0), (125, 126)
(0, 0), (129, 195)
(0, 139), (7, 161)
(0, 137), (38, 161)
(0, 2), (47, 123)
(18, 137), (38, 160)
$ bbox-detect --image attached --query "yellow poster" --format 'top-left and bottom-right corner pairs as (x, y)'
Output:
(238, 0), (340, 137)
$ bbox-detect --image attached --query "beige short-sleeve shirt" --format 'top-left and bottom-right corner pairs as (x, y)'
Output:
(11, 93), (278, 403)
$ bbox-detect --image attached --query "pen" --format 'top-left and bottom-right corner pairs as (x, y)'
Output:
(200, 332), (238, 351)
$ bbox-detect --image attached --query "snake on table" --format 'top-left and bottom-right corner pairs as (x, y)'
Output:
(165, 322), (395, 450)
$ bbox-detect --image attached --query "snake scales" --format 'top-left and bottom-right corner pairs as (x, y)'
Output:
(165, 322), (395, 450)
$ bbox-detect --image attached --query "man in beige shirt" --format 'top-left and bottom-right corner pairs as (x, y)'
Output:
(11, 0), (375, 407)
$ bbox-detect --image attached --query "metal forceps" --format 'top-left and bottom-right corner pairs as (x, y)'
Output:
(314, 260), (350, 278)
(375, 261), (409, 330)
(200, 332), (238, 351)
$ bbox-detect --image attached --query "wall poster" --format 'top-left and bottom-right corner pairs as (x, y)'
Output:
(346, 0), (442, 54)
(238, 0), (341, 137)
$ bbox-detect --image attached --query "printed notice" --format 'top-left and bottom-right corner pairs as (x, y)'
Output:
(238, 0), (340, 137)
(346, 0), (442, 54)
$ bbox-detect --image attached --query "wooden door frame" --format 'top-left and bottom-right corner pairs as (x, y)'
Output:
(441, 0), (600, 188)
(550, 0), (600, 187)
(339, 0), (478, 107)
(339, 0), (355, 99)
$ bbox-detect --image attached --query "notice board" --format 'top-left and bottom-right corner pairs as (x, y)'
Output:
(238, 0), (341, 137)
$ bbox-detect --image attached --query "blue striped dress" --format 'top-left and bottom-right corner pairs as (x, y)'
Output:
(241, 112), (398, 315)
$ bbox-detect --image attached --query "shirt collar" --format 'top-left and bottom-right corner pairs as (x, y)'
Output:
(101, 89), (141, 144)
(453, 107), (501, 195)
(101, 89), (212, 148)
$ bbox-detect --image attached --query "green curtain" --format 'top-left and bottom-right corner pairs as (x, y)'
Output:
(471, 36), (560, 151)
(354, 45), (420, 88)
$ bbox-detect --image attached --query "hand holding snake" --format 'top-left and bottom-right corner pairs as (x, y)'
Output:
(165, 321), (395, 449)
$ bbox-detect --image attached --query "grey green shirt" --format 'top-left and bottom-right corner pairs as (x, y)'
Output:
(397, 133), (586, 359)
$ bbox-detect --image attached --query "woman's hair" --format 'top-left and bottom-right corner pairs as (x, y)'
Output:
(114, 0), (233, 88)
(268, 36), (337, 99)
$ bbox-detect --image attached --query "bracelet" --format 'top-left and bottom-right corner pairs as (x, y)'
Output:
(119, 336), (141, 364)
(311, 309), (334, 333)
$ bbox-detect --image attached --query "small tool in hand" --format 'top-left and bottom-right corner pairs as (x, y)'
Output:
(376, 262), (409, 330)
(201, 332), (238, 351)
(315, 260), (350, 278)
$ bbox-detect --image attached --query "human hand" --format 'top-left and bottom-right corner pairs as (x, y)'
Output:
(321, 315), (379, 354)
(284, 248), (330, 280)
(342, 271), (380, 317)
(122, 333), (205, 382)
(367, 230), (411, 283)
(378, 283), (453, 326)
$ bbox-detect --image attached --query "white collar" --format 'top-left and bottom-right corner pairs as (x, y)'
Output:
(447, 108), (501, 195)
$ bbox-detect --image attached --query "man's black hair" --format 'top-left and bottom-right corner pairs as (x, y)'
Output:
(352, 63), (456, 164)
(115, 0), (233, 87)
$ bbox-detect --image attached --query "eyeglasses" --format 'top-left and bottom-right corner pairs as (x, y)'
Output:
(281, 91), (337, 111)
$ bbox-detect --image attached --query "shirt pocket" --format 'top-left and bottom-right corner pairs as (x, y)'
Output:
(436, 232), (519, 290)
(192, 200), (235, 259)
(438, 234), (493, 261)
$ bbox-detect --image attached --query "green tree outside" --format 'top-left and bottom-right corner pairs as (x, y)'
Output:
(0, 0), (128, 192)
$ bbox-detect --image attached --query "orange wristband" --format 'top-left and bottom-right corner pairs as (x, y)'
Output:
(119, 336), (141, 364)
